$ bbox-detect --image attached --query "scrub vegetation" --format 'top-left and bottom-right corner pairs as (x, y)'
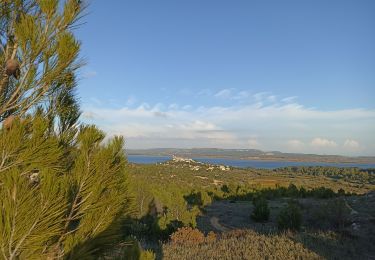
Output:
(127, 160), (375, 259)
(1, 1), (374, 259)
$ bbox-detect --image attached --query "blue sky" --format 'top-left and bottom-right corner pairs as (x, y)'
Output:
(77, 0), (375, 155)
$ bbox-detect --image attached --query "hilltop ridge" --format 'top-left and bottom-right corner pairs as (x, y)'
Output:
(127, 148), (375, 164)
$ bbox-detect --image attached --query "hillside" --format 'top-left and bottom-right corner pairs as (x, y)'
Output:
(127, 158), (375, 259)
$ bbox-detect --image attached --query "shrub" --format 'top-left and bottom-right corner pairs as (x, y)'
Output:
(163, 230), (320, 260)
(286, 183), (299, 197)
(140, 250), (156, 260)
(327, 198), (351, 229)
(120, 239), (141, 260)
(308, 198), (351, 230)
(251, 196), (270, 222)
(278, 201), (302, 231)
(338, 188), (346, 196)
(310, 187), (336, 198)
(205, 231), (217, 243)
(170, 227), (206, 245)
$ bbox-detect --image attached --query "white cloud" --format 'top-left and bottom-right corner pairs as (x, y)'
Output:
(247, 138), (260, 148)
(82, 70), (97, 79)
(343, 139), (360, 149)
(153, 111), (168, 118)
(196, 89), (212, 96)
(233, 91), (250, 100)
(267, 95), (276, 102)
(126, 96), (137, 106)
(281, 96), (298, 103)
(82, 96), (375, 155)
(168, 103), (179, 110)
(253, 92), (269, 101)
(82, 111), (98, 120)
(287, 139), (305, 149)
(214, 88), (233, 98)
(310, 138), (337, 148)
(89, 97), (102, 106)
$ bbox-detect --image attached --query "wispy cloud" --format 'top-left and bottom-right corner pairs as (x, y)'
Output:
(287, 139), (305, 150)
(82, 94), (375, 155)
(282, 96), (298, 103)
(247, 138), (261, 148)
(126, 96), (137, 106)
(310, 138), (337, 148)
(343, 139), (360, 150)
(82, 70), (97, 79)
(196, 89), (212, 96)
(233, 91), (250, 100)
(214, 88), (233, 98)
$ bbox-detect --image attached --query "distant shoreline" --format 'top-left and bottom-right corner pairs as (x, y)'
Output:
(126, 153), (375, 165)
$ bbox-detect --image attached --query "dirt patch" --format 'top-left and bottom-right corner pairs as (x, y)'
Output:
(209, 217), (230, 232)
(195, 175), (208, 180)
(212, 179), (223, 186)
(197, 200), (288, 233)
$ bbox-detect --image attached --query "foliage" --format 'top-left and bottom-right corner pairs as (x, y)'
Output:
(114, 238), (156, 260)
(338, 188), (346, 196)
(170, 227), (206, 245)
(184, 190), (212, 208)
(140, 250), (156, 260)
(0, 0), (84, 121)
(307, 198), (351, 231)
(0, 116), (134, 259)
(278, 200), (302, 231)
(0, 2), (138, 258)
(127, 160), (371, 245)
(205, 231), (217, 243)
(277, 166), (375, 185)
(163, 229), (320, 260)
(327, 198), (351, 229)
(251, 196), (270, 222)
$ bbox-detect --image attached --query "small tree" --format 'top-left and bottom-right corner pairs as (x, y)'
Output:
(278, 201), (302, 231)
(251, 196), (270, 222)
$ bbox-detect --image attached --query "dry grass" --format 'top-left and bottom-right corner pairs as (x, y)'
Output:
(163, 230), (321, 260)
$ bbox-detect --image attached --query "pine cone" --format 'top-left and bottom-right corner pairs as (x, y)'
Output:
(5, 59), (20, 79)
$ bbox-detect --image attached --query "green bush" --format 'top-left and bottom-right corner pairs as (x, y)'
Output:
(278, 201), (302, 231)
(140, 250), (156, 260)
(120, 239), (141, 260)
(327, 198), (351, 229)
(308, 198), (351, 230)
(338, 188), (346, 196)
(251, 196), (270, 222)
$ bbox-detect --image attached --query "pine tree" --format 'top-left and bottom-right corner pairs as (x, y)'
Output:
(0, 0), (82, 122)
(0, 117), (135, 259)
(0, 1), (135, 259)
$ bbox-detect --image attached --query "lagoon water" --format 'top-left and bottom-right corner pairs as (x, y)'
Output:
(127, 155), (375, 169)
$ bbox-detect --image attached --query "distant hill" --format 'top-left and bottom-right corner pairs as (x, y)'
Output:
(126, 148), (375, 164)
